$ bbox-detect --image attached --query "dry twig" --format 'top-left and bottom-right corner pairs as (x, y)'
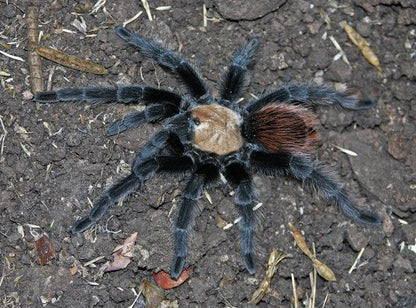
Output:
(122, 11), (143, 27)
(332, 144), (358, 157)
(36, 46), (107, 75)
(26, 6), (43, 94)
(0, 115), (7, 163)
(141, 0), (152, 21)
(291, 273), (299, 308)
(348, 246), (365, 274)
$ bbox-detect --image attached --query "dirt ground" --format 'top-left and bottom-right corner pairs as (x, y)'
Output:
(1, 0), (415, 307)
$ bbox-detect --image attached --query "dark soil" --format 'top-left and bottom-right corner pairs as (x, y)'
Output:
(1, 0), (415, 307)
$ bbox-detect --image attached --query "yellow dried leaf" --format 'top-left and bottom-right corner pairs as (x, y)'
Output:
(289, 222), (313, 259)
(248, 249), (290, 304)
(36, 46), (108, 75)
(312, 258), (336, 282)
(215, 215), (228, 229)
(343, 23), (383, 72)
(70, 266), (78, 275)
(289, 223), (337, 282)
(140, 279), (165, 308)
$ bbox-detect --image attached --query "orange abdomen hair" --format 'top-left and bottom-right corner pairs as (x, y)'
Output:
(244, 103), (319, 154)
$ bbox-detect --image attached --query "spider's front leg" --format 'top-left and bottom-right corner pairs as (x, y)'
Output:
(171, 162), (219, 279)
(35, 85), (181, 105)
(115, 26), (208, 99)
(224, 161), (258, 274)
(220, 38), (259, 103)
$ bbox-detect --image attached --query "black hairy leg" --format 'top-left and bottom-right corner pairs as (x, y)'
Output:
(246, 84), (376, 113)
(224, 161), (258, 274)
(115, 26), (208, 99)
(248, 151), (292, 176)
(171, 163), (220, 279)
(107, 103), (179, 135)
(71, 173), (140, 233)
(72, 155), (194, 233)
(220, 38), (259, 104)
(34, 85), (181, 105)
(34, 85), (182, 135)
(72, 130), (190, 233)
(248, 152), (381, 225)
(289, 158), (382, 225)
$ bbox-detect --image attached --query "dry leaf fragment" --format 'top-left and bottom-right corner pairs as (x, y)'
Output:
(312, 258), (336, 282)
(215, 215), (229, 229)
(289, 223), (336, 282)
(139, 279), (165, 308)
(248, 249), (290, 304)
(70, 266), (78, 275)
(289, 222), (314, 259)
(103, 232), (137, 272)
(0, 40), (11, 50)
(34, 234), (55, 265)
(153, 267), (193, 290)
(342, 22), (383, 72)
(36, 46), (108, 75)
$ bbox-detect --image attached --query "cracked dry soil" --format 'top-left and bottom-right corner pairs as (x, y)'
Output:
(1, 0), (415, 307)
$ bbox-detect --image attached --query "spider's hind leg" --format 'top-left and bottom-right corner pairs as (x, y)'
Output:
(246, 84), (376, 113)
(289, 157), (382, 225)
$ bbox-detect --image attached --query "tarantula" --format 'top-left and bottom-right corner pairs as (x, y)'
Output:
(35, 26), (382, 279)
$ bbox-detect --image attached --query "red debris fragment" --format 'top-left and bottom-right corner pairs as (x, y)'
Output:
(153, 267), (193, 290)
(34, 234), (55, 265)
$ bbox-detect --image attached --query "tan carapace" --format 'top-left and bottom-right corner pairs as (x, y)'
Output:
(191, 104), (244, 156)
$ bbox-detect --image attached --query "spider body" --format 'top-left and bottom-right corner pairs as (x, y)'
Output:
(35, 26), (382, 279)
(191, 104), (243, 155)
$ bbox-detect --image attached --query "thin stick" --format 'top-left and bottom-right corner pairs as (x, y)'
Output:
(46, 65), (56, 91)
(141, 0), (152, 21)
(322, 293), (329, 307)
(127, 288), (142, 308)
(348, 247), (365, 274)
(122, 11), (143, 27)
(0, 115), (7, 162)
(0, 50), (25, 62)
(26, 6), (43, 93)
(310, 243), (317, 308)
(291, 273), (298, 308)
(203, 4), (207, 28)
(36, 46), (107, 75)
